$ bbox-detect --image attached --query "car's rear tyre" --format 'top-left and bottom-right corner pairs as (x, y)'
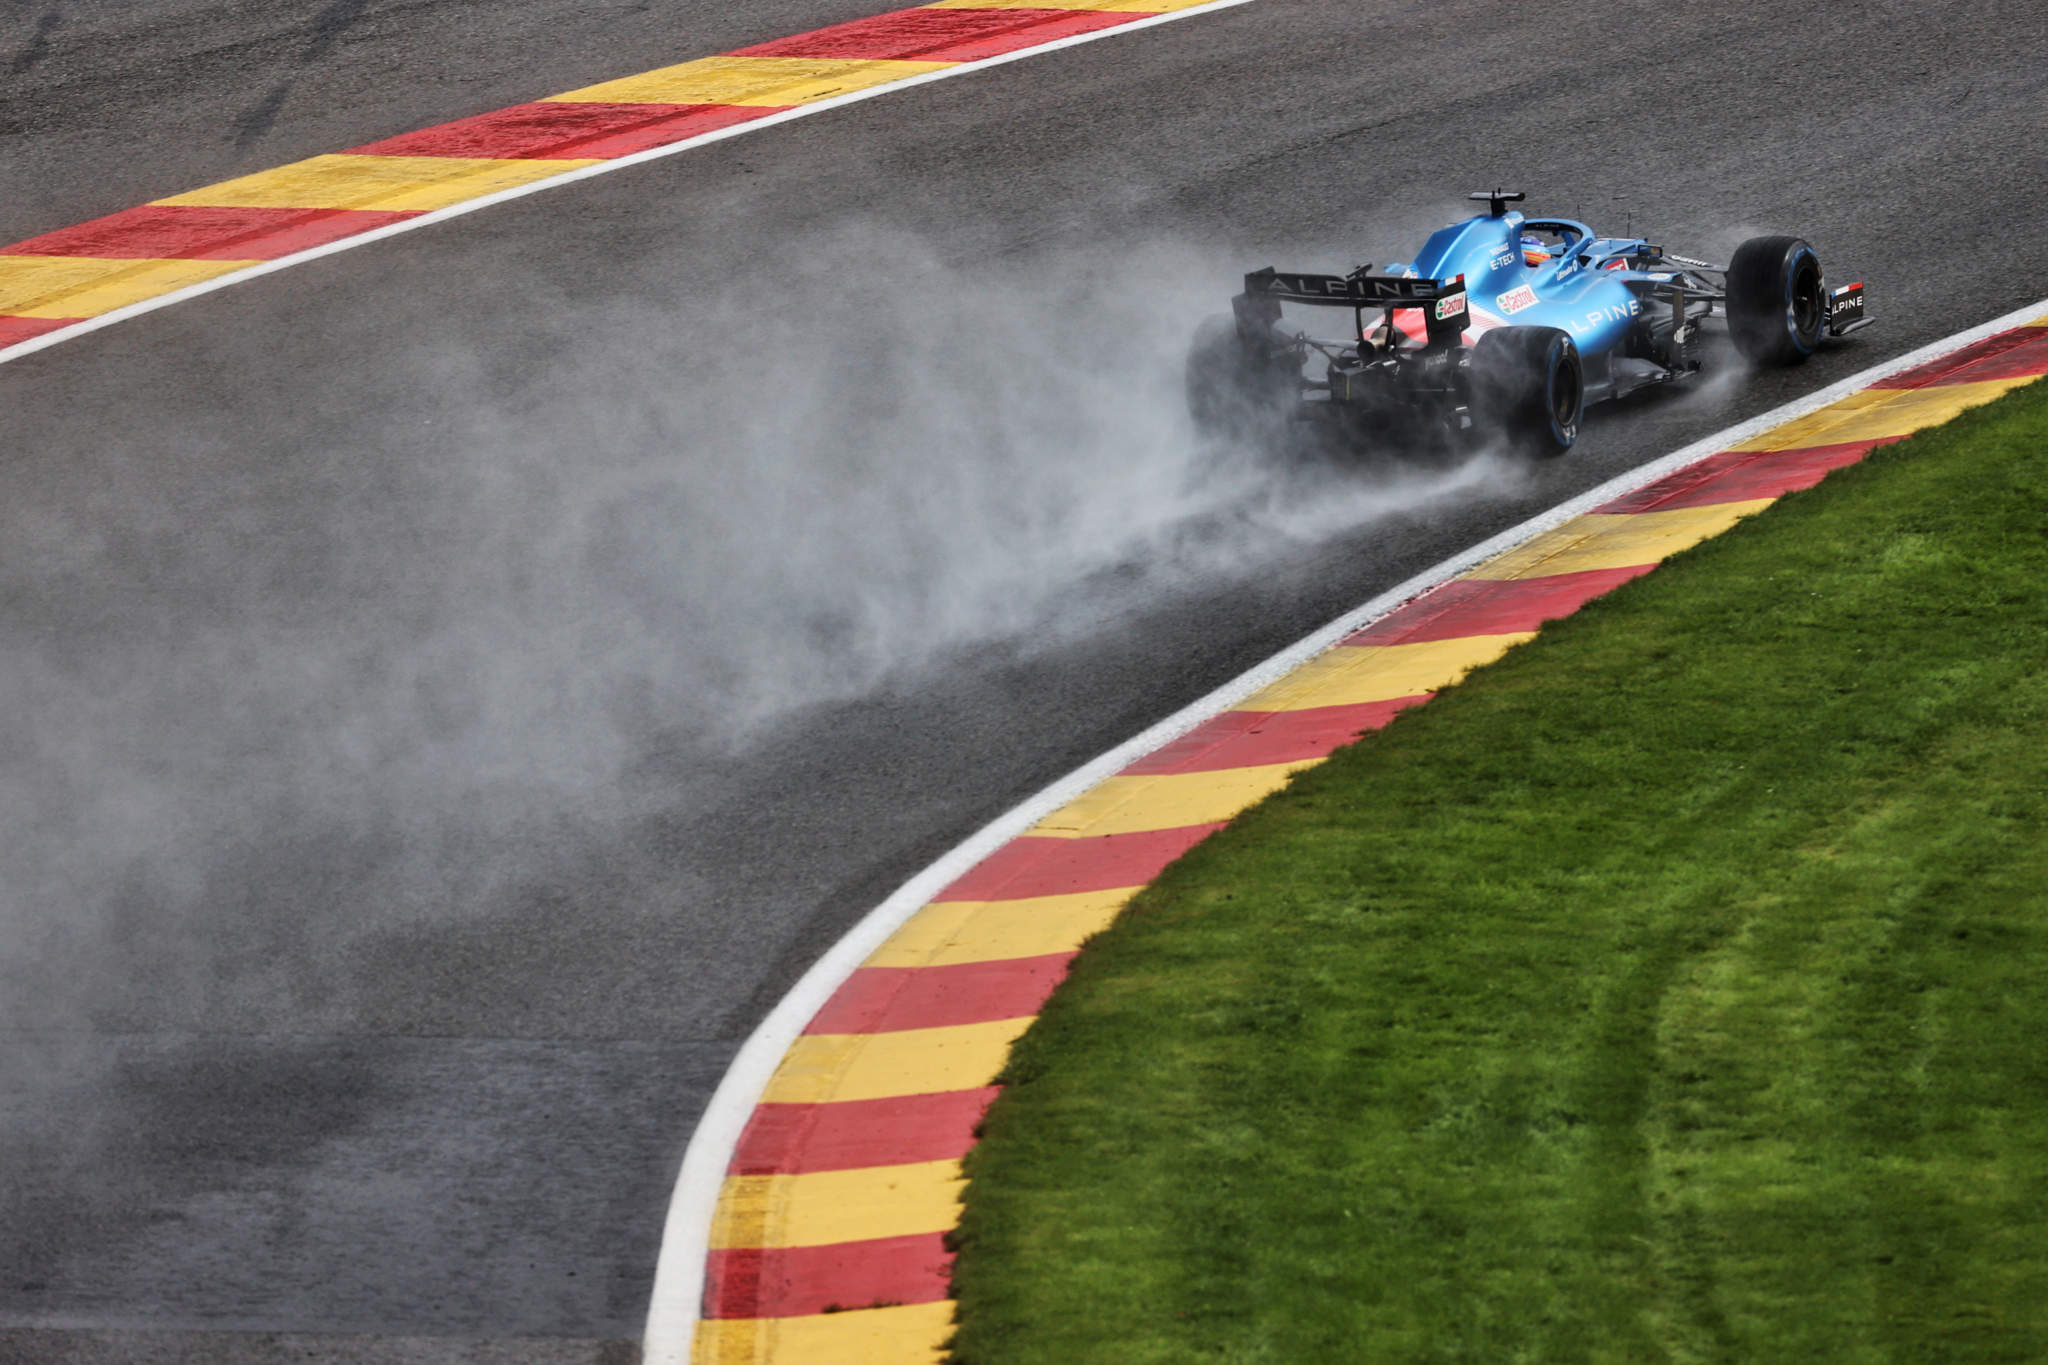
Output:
(1186, 314), (1294, 440)
(1470, 325), (1583, 458)
(1727, 234), (1826, 366)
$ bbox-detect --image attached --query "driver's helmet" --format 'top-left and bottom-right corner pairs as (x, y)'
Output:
(1520, 233), (1553, 267)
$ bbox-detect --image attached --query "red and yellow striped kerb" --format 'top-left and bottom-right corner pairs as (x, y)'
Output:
(695, 315), (2048, 1363)
(0, 0), (1226, 352)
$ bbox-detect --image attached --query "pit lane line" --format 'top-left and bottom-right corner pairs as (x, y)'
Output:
(0, 0), (1257, 369)
(645, 292), (2048, 1364)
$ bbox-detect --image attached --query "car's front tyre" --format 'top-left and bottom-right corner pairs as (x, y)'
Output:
(1727, 235), (1826, 366)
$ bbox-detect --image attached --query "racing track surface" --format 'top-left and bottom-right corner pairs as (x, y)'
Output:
(4, 1), (2046, 1361)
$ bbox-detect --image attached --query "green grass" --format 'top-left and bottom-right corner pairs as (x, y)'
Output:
(948, 378), (2048, 1364)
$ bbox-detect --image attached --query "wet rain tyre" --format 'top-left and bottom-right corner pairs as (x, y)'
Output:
(1470, 325), (1583, 458)
(1727, 234), (1826, 366)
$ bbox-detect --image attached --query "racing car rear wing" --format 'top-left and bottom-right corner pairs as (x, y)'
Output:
(1235, 266), (1469, 348)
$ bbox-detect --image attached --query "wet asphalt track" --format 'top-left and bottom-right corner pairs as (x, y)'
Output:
(3, 0), (2046, 1360)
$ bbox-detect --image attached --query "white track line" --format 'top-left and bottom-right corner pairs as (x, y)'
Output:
(0, 0), (1262, 368)
(640, 293), (2048, 1364)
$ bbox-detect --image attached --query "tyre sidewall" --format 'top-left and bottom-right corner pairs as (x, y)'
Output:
(1538, 331), (1584, 451)
(1778, 243), (1824, 358)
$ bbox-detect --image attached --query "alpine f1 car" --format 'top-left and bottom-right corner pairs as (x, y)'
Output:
(1188, 189), (1871, 457)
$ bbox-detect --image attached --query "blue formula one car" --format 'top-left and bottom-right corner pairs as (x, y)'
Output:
(1188, 189), (1871, 457)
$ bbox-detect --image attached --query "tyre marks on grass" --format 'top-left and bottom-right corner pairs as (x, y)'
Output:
(687, 313), (2048, 1363)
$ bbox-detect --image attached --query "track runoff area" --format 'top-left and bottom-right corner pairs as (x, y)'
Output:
(0, 0), (1249, 364)
(660, 300), (2048, 1365)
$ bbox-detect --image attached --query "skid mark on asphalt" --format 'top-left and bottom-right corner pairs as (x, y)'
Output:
(9, 8), (61, 76)
(233, 0), (376, 147)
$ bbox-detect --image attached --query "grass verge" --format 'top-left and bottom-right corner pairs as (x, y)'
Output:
(948, 378), (2048, 1363)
